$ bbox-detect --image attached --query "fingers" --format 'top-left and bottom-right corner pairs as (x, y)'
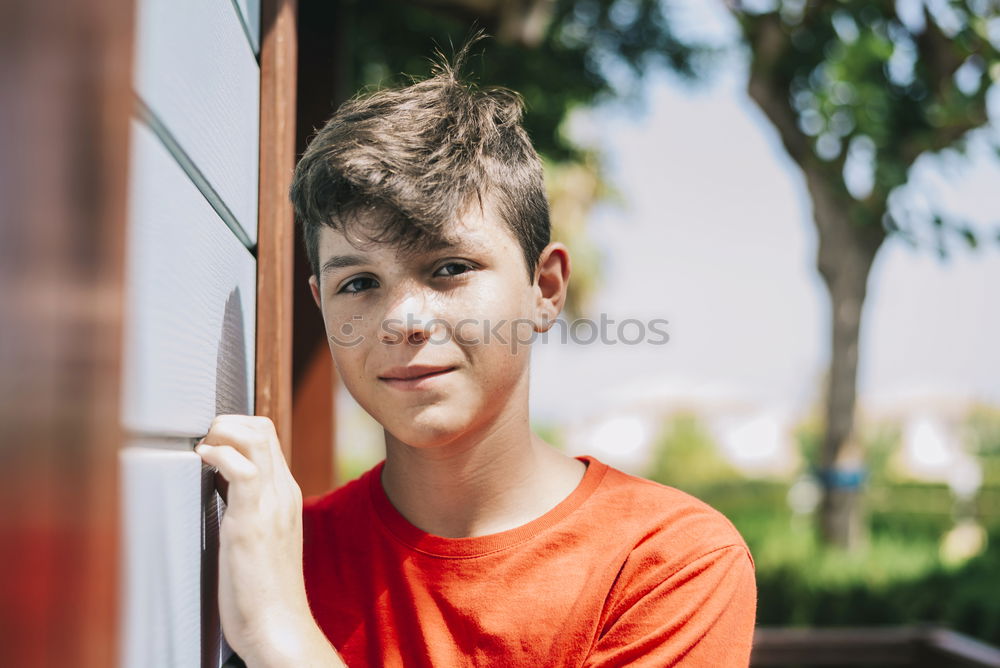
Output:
(235, 415), (298, 503)
(247, 415), (293, 488)
(200, 415), (275, 481)
(196, 414), (300, 509)
(195, 442), (257, 511)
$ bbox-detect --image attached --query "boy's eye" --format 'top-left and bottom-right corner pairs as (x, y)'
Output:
(434, 262), (473, 277)
(335, 263), (470, 295)
(338, 276), (379, 294)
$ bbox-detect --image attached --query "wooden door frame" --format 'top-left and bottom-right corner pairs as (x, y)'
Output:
(255, 0), (299, 461)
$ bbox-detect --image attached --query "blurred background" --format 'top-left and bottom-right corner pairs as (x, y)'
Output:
(2, 0), (999, 665)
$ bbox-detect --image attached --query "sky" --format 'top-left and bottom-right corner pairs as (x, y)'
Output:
(528, 1), (1000, 432)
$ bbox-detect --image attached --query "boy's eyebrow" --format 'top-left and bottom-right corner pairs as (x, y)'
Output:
(320, 254), (368, 277)
(320, 238), (491, 277)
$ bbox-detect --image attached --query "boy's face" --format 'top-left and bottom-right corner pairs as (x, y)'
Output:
(308, 204), (567, 449)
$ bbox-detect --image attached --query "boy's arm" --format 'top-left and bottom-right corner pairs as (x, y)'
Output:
(583, 543), (757, 667)
(195, 414), (348, 668)
(238, 608), (347, 667)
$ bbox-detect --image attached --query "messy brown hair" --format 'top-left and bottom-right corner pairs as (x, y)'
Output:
(289, 35), (550, 283)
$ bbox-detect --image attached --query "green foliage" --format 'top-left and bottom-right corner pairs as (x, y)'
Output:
(736, 0), (1000, 251)
(792, 411), (899, 485)
(687, 478), (1000, 644)
(754, 524), (1000, 645)
(542, 153), (612, 315)
(531, 420), (566, 451)
(964, 402), (1000, 448)
(864, 421), (901, 485)
(339, 0), (711, 162)
(644, 412), (742, 490)
(793, 412), (824, 472)
(962, 406), (1000, 509)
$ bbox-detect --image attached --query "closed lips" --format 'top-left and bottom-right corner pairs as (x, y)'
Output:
(379, 366), (455, 381)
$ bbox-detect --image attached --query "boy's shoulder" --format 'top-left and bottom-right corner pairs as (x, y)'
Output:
(585, 459), (753, 568)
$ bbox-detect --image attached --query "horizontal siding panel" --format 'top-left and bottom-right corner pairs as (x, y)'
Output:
(118, 446), (203, 668)
(133, 0), (260, 244)
(122, 120), (256, 437)
(118, 443), (233, 667)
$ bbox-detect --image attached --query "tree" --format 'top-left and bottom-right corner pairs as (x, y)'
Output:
(728, 0), (1000, 548)
(320, 0), (1000, 547)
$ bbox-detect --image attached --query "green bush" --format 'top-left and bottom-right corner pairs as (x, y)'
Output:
(696, 485), (1000, 645)
(753, 528), (1000, 645)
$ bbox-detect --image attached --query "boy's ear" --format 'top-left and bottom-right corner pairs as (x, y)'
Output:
(308, 274), (322, 310)
(533, 242), (571, 332)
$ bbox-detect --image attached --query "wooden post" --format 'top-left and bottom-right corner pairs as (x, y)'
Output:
(256, 0), (299, 462)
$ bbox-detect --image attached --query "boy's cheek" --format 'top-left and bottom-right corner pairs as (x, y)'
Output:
(451, 318), (486, 346)
(324, 312), (370, 347)
(478, 318), (537, 354)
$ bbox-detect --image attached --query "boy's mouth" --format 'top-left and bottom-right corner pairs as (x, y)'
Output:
(378, 364), (457, 389)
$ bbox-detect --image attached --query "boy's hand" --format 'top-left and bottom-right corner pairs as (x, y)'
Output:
(195, 414), (315, 664)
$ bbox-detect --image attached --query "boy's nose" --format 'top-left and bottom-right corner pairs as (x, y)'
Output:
(378, 288), (444, 345)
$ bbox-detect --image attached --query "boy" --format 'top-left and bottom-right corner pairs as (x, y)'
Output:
(194, 43), (756, 667)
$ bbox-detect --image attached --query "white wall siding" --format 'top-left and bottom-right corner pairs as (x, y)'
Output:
(121, 120), (257, 438)
(118, 446), (203, 668)
(133, 0), (260, 244)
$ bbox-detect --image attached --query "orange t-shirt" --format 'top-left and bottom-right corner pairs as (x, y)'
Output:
(302, 454), (757, 667)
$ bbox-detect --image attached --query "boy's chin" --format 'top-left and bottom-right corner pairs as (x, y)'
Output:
(384, 413), (475, 450)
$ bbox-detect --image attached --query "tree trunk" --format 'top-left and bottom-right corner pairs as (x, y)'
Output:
(744, 27), (887, 548)
(806, 169), (884, 550)
(816, 264), (870, 550)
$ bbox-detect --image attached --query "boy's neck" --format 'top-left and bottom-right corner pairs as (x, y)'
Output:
(379, 403), (586, 539)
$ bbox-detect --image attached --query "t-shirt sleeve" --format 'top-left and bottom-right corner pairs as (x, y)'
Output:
(582, 543), (757, 667)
